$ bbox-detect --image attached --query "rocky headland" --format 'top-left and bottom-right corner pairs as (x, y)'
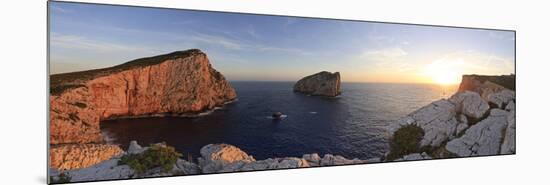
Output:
(385, 74), (515, 160)
(293, 71), (341, 97)
(49, 49), (237, 170)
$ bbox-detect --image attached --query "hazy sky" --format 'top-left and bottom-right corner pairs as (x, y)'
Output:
(49, 2), (515, 84)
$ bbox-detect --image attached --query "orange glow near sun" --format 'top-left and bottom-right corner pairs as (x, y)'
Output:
(424, 58), (464, 85)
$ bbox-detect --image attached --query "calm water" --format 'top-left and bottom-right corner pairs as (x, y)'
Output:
(101, 82), (456, 160)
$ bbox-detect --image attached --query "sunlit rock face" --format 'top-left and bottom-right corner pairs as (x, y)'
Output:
(457, 74), (515, 101)
(293, 71), (341, 97)
(50, 144), (123, 170)
(49, 49), (237, 170)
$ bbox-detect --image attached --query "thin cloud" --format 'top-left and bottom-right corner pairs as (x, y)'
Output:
(430, 50), (515, 75)
(365, 25), (396, 44)
(189, 33), (244, 50)
(53, 16), (313, 57)
(360, 47), (413, 72)
(187, 31), (310, 55)
(257, 46), (311, 55)
(50, 33), (155, 53)
(361, 47), (408, 59)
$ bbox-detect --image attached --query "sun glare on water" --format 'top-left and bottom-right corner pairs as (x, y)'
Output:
(425, 58), (464, 85)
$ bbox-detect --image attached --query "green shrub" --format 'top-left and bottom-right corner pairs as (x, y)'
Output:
(50, 172), (71, 184)
(119, 143), (182, 175)
(386, 124), (425, 160)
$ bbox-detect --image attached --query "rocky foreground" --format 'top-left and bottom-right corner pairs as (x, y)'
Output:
(293, 71), (342, 97)
(386, 74), (515, 160)
(49, 49), (237, 170)
(50, 141), (377, 183)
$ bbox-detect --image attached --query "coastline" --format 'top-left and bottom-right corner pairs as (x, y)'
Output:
(100, 98), (238, 121)
(48, 48), (515, 183)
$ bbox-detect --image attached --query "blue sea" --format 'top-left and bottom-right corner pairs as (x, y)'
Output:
(101, 82), (456, 160)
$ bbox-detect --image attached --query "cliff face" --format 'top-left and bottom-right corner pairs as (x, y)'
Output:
(458, 74), (515, 99)
(293, 71), (341, 97)
(50, 49), (237, 169)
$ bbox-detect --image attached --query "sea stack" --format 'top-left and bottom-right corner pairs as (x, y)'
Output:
(49, 49), (237, 170)
(293, 71), (341, 97)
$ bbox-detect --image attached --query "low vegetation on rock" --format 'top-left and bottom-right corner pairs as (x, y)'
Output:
(119, 143), (182, 175)
(50, 49), (204, 95)
(386, 124), (425, 160)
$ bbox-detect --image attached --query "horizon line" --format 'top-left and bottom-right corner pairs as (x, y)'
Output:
(227, 80), (461, 85)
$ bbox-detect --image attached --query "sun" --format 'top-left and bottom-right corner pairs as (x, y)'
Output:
(432, 71), (458, 85)
(425, 58), (464, 85)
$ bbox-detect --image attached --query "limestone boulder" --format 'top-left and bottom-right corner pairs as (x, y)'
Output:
(445, 109), (509, 157)
(198, 144), (255, 173)
(221, 157), (310, 172)
(500, 109), (516, 154)
(219, 161), (248, 172)
(487, 89), (515, 109)
(320, 154), (363, 166)
(276, 157), (310, 168)
(127, 140), (146, 155)
(240, 158), (279, 171)
(302, 153), (322, 166)
(58, 158), (135, 182)
(505, 101), (515, 112)
(175, 159), (201, 175)
(449, 91), (490, 120)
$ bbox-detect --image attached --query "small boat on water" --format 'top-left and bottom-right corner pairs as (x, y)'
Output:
(272, 112), (283, 119)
